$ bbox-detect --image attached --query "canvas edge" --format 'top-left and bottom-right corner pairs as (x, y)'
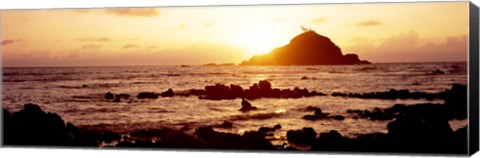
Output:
(469, 1), (480, 156)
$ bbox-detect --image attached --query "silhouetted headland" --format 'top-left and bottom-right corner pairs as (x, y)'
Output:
(240, 30), (371, 65)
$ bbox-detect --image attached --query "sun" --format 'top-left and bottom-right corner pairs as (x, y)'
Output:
(235, 24), (285, 57)
(244, 33), (279, 56)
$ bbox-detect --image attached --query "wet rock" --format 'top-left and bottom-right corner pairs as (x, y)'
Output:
(160, 131), (204, 148)
(130, 128), (174, 139)
(117, 93), (130, 99)
(105, 92), (115, 99)
(241, 131), (275, 149)
(229, 84), (243, 97)
(214, 121), (233, 128)
(443, 84), (467, 119)
(286, 127), (317, 145)
(137, 92), (158, 99)
(116, 141), (136, 147)
(385, 114), (456, 153)
(431, 69), (445, 75)
(160, 88), (175, 97)
(331, 92), (348, 97)
(112, 96), (121, 102)
(258, 80), (272, 90)
(194, 126), (274, 149)
(330, 115), (345, 120)
(240, 98), (257, 112)
(452, 126), (468, 153)
(311, 130), (349, 151)
(198, 80), (323, 100)
(258, 124), (282, 134)
(302, 106), (343, 121)
(3, 108), (11, 122)
(3, 103), (85, 146)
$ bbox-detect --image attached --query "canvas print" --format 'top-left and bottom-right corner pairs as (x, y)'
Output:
(1, 1), (477, 156)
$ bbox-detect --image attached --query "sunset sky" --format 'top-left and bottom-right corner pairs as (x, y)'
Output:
(1, 1), (469, 67)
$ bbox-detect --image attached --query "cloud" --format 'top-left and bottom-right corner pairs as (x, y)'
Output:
(311, 17), (328, 23)
(123, 44), (138, 49)
(355, 19), (382, 27)
(105, 8), (159, 17)
(83, 44), (102, 49)
(75, 37), (112, 42)
(345, 31), (468, 62)
(2, 39), (22, 46)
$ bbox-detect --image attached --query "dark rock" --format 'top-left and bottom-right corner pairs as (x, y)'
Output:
(302, 106), (344, 121)
(240, 98), (257, 112)
(385, 114), (456, 153)
(197, 81), (324, 100)
(300, 76), (309, 80)
(443, 84), (467, 119)
(332, 92), (348, 97)
(286, 127), (317, 145)
(203, 84), (232, 100)
(130, 128), (174, 138)
(258, 124), (282, 134)
(431, 69), (445, 75)
(239, 30), (370, 65)
(112, 96), (121, 102)
(160, 88), (175, 97)
(311, 130), (348, 151)
(258, 80), (272, 90)
(330, 115), (345, 120)
(105, 92), (115, 99)
(3, 103), (89, 146)
(161, 131), (204, 148)
(117, 93), (130, 99)
(137, 92), (158, 99)
(229, 84), (243, 97)
(452, 126), (468, 153)
(215, 121), (233, 128)
(194, 126), (274, 149)
(116, 141), (136, 147)
(189, 89), (206, 95)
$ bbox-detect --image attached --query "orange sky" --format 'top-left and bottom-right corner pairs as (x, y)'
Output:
(1, 2), (469, 67)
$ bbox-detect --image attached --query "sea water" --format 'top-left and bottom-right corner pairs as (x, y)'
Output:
(2, 62), (468, 140)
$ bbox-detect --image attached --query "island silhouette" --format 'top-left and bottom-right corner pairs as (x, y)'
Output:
(240, 29), (371, 65)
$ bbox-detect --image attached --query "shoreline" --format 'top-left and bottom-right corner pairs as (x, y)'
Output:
(2, 83), (469, 154)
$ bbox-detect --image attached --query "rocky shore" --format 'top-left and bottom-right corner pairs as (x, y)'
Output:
(2, 83), (468, 154)
(3, 98), (467, 154)
(102, 81), (466, 102)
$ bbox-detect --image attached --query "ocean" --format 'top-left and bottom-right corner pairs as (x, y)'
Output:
(1, 62), (468, 144)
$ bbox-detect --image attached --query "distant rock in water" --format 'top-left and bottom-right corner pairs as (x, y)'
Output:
(240, 30), (370, 65)
(137, 92), (158, 99)
(203, 63), (236, 66)
(240, 98), (257, 112)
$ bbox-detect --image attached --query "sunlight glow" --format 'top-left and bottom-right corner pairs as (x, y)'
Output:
(235, 23), (285, 56)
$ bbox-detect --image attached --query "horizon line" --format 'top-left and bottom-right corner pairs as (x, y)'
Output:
(2, 60), (468, 68)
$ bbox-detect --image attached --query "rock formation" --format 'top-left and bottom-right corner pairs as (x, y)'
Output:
(240, 30), (370, 65)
